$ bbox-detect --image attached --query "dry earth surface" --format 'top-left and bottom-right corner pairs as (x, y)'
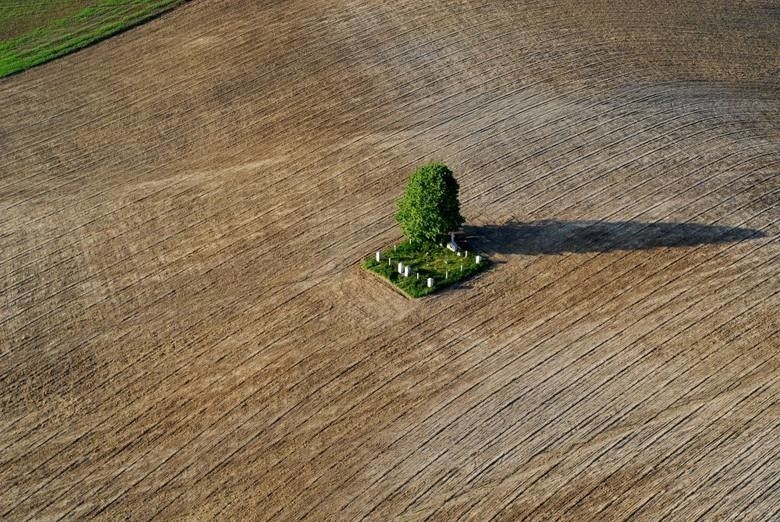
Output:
(1, 0), (779, 519)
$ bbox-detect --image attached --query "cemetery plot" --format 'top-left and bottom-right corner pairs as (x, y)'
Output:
(364, 241), (490, 297)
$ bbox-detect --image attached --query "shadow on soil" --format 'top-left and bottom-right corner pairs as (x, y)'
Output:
(462, 220), (766, 256)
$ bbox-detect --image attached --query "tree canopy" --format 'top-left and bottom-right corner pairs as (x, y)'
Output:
(395, 162), (464, 244)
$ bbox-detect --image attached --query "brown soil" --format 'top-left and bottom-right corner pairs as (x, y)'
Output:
(0, 1), (778, 519)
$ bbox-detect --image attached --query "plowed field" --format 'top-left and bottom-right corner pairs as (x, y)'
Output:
(1, 1), (778, 519)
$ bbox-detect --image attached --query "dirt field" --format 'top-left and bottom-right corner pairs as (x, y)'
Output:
(1, 0), (778, 519)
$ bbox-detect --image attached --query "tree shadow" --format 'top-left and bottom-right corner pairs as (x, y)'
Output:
(461, 220), (766, 256)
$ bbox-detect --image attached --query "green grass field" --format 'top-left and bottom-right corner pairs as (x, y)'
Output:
(0, 0), (185, 78)
(364, 241), (491, 298)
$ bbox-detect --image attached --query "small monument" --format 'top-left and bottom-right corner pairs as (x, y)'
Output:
(446, 231), (460, 252)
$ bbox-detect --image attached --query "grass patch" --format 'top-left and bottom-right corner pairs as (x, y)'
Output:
(363, 240), (491, 298)
(0, 0), (187, 78)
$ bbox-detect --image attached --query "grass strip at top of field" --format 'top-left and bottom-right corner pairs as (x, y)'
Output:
(363, 241), (491, 298)
(0, 0), (186, 78)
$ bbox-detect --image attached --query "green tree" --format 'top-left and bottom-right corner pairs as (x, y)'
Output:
(396, 163), (464, 244)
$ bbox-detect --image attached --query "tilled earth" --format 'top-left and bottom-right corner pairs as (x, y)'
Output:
(0, 1), (778, 519)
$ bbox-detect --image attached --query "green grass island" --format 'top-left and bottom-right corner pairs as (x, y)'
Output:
(364, 240), (491, 298)
(364, 162), (491, 298)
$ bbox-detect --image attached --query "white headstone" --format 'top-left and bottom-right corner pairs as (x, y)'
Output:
(475, 255), (482, 264)
(427, 277), (434, 288)
(398, 262), (404, 274)
(375, 251), (381, 262)
(404, 266), (410, 277)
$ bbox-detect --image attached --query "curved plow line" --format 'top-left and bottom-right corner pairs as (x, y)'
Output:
(0, 75), (644, 426)
(0, 54), (660, 372)
(187, 185), (772, 512)
(386, 305), (780, 519)
(0, 3), (444, 218)
(546, 381), (778, 522)
(77, 161), (772, 516)
(6, 141), (772, 512)
(354, 246), (779, 520)
(270, 162), (780, 516)
(0, 81), (675, 341)
(330, 161), (780, 504)
(0, 36), (636, 309)
(1, 142), (768, 512)
(206, 156), (772, 512)
(635, 424), (780, 520)
(0, 48), (643, 295)
(522, 327), (780, 520)
(448, 193), (779, 484)
(0, 0), (526, 204)
(578, 379), (779, 521)
(1, 30), (700, 272)
(5, 0), (554, 154)
(142, 149), (780, 512)
(328, 183), (772, 512)
(726, 470), (780, 521)
(0, 27), (636, 265)
(459, 314), (779, 521)
(3, 32), (684, 274)
(520, 335), (779, 522)
(474, 294), (780, 520)
(0, 0), (427, 178)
